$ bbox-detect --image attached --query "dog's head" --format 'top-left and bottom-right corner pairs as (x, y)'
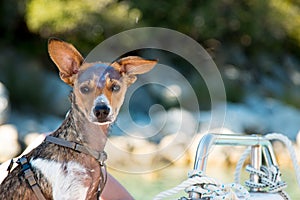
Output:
(48, 38), (157, 125)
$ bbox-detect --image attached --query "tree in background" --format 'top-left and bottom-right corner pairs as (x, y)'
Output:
(0, 0), (300, 113)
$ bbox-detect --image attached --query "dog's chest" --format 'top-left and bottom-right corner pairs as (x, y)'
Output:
(31, 158), (91, 200)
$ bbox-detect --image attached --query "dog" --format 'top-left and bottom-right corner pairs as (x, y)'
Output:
(0, 38), (157, 199)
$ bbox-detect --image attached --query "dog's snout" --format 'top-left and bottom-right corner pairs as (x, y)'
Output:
(93, 104), (110, 121)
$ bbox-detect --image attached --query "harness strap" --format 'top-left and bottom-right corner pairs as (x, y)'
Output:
(97, 164), (107, 199)
(45, 135), (107, 197)
(14, 136), (107, 200)
(18, 157), (46, 200)
(45, 136), (107, 164)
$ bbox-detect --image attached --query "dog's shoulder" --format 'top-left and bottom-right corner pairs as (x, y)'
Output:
(31, 158), (91, 199)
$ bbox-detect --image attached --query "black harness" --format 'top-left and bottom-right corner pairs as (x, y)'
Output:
(10, 136), (107, 199)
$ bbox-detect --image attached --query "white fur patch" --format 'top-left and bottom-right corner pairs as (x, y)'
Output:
(30, 158), (89, 200)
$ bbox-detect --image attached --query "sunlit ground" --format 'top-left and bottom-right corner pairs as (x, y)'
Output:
(110, 165), (300, 200)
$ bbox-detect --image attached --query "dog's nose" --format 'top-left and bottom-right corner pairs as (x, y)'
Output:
(93, 104), (110, 121)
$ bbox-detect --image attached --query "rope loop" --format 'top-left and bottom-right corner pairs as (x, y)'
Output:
(154, 132), (298, 200)
(153, 170), (250, 200)
(185, 170), (250, 200)
(245, 164), (287, 193)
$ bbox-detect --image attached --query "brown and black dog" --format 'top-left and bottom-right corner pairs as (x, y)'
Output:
(0, 38), (157, 199)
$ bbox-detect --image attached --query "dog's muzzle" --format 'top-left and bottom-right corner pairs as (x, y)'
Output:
(93, 103), (111, 122)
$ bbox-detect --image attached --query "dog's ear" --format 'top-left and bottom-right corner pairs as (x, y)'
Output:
(113, 56), (157, 84)
(48, 38), (84, 86)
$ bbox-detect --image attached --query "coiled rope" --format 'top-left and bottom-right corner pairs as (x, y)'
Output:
(153, 133), (300, 200)
(153, 170), (250, 200)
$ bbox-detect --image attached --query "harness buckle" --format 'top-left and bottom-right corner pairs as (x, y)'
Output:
(97, 151), (107, 166)
(17, 157), (31, 172)
(16, 156), (46, 200)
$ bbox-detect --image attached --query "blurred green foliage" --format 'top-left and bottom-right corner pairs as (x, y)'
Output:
(23, 0), (300, 52)
(25, 0), (141, 52)
(0, 0), (300, 113)
(270, 0), (300, 45)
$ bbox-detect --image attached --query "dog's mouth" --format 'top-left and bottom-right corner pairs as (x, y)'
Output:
(90, 114), (115, 125)
(96, 118), (113, 124)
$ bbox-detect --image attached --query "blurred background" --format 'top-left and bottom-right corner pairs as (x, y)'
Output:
(0, 0), (300, 199)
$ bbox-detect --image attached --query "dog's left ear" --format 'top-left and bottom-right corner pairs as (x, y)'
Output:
(113, 56), (157, 84)
(48, 38), (84, 86)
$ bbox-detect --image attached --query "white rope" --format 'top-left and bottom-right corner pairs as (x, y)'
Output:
(265, 133), (300, 187)
(244, 165), (287, 192)
(153, 175), (221, 200)
(154, 133), (299, 200)
(153, 170), (250, 200)
(234, 133), (300, 188)
(234, 146), (251, 184)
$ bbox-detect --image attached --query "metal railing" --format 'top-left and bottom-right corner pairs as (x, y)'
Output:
(190, 133), (279, 199)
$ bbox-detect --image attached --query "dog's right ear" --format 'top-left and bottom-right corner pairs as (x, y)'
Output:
(48, 38), (84, 86)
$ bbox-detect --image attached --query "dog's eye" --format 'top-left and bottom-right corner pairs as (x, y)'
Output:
(111, 84), (120, 92)
(80, 86), (90, 94)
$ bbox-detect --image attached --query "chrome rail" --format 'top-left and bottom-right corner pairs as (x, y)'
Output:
(190, 133), (279, 199)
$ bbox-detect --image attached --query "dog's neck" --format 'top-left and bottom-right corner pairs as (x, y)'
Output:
(52, 96), (109, 153)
